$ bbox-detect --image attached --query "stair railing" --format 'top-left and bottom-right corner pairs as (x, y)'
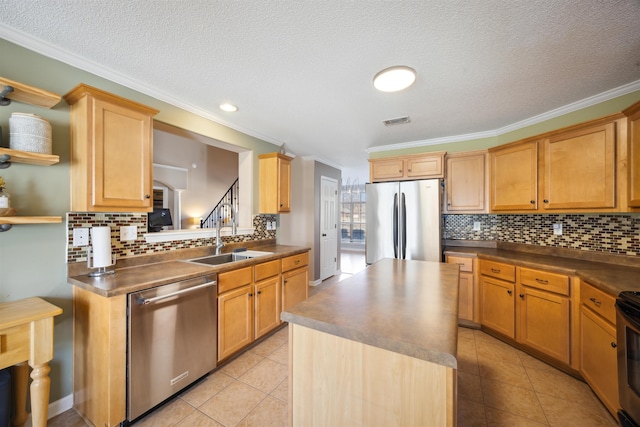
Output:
(201, 178), (239, 229)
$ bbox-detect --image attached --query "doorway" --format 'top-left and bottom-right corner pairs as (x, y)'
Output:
(320, 176), (338, 281)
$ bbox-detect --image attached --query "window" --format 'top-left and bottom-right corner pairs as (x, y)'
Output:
(341, 180), (366, 244)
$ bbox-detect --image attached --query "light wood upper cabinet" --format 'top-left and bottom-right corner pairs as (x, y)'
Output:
(444, 150), (487, 213)
(64, 84), (158, 212)
(624, 100), (640, 208)
(259, 153), (293, 213)
(489, 116), (625, 213)
(489, 140), (538, 211)
(369, 152), (445, 182)
(541, 121), (616, 210)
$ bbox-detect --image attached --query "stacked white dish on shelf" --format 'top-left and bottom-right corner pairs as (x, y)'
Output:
(9, 112), (52, 154)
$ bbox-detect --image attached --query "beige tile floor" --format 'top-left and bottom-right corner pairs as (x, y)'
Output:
(49, 251), (619, 426)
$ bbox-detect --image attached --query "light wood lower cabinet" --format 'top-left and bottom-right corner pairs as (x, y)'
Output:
(217, 266), (254, 362)
(254, 260), (282, 339)
(282, 266), (309, 311)
(480, 275), (516, 338)
(73, 287), (127, 427)
(282, 252), (309, 311)
(218, 284), (254, 362)
(445, 253), (479, 325)
(579, 282), (619, 416)
(517, 286), (570, 364)
(480, 262), (572, 366)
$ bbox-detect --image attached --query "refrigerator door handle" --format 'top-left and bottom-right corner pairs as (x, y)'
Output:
(393, 192), (398, 258)
(401, 192), (407, 259)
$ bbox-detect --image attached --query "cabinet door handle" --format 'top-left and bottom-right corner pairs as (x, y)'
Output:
(535, 278), (549, 285)
(519, 293), (525, 298)
(543, 199), (549, 203)
(398, 169), (402, 173)
(407, 169), (412, 172)
(507, 290), (513, 295)
(283, 280), (287, 285)
(530, 200), (535, 204)
(257, 290), (262, 295)
(145, 194), (151, 199)
(611, 342), (617, 348)
(589, 297), (602, 307)
(248, 293), (253, 298)
(491, 268), (500, 273)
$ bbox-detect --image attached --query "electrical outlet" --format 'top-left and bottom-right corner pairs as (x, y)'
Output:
(120, 226), (137, 241)
(271, 221), (277, 230)
(473, 221), (481, 231)
(73, 227), (89, 246)
(553, 223), (563, 235)
(266, 222), (272, 230)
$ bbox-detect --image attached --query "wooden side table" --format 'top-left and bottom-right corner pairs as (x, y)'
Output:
(0, 297), (63, 427)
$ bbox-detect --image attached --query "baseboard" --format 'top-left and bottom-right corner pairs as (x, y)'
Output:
(23, 393), (74, 426)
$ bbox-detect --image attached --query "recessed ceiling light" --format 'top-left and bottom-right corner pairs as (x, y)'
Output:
(373, 66), (416, 92)
(220, 103), (238, 112)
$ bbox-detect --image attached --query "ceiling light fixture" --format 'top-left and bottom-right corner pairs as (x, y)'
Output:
(220, 103), (238, 112)
(373, 66), (416, 92)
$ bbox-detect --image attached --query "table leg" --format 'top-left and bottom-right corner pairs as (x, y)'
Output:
(29, 363), (51, 427)
(11, 362), (28, 427)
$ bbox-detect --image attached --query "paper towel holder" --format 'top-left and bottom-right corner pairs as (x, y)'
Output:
(87, 246), (116, 277)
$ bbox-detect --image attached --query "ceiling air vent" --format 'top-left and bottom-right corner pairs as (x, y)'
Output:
(383, 116), (411, 126)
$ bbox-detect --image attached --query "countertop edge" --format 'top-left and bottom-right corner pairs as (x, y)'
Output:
(68, 245), (311, 297)
(281, 311), (458, 369)
(444, 245), (640, 296)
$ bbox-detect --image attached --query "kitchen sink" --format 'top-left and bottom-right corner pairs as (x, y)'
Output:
(182, 250), (273, 266)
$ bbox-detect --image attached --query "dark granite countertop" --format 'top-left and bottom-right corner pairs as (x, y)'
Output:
(281, 258), (460, 369)
(68, 244), (310, 297)
(443, 245), (640, 296)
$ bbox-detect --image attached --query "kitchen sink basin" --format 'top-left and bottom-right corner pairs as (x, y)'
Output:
(182, 250), (273, 266)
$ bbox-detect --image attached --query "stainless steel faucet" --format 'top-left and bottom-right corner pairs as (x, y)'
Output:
(215, 202), (237, 254)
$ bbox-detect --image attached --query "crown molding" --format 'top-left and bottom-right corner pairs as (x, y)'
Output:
(0, 24), (285, 148)
(367, 79), (640, 153)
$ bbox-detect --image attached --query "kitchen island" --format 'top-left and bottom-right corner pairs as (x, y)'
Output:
(281, 258), (460, 427)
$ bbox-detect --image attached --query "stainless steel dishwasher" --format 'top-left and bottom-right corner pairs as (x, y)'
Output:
(127, 273), (217, 421)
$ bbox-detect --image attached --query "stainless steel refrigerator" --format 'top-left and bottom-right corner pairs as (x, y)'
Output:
(365, 179), (442, 265)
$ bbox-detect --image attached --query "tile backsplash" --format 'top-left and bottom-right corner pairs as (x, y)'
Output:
(67, 213), (277, 263)
(444, 214), (640, 256)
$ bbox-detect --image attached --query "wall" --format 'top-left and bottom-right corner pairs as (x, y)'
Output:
(370, 89), (640, 158)
(278, 157), (341, 283)
(153, 126), (239, 228)
(0, 37), (280, 407)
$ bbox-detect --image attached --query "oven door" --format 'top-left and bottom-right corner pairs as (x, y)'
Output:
(616, 299), (640, 426)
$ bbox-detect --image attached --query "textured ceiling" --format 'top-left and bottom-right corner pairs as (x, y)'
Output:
(1, 0), (640, 180)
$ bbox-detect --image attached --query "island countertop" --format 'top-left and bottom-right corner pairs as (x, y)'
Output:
(281, 258), (460, 369)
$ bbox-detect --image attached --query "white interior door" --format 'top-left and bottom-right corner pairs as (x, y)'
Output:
(320, 176), (338, 281)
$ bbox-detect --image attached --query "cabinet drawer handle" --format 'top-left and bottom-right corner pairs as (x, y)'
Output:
(611, 342), (617, 348)
(589, 297), (602, 307)
(535, 278), (549, 285)
(507, 290), (513, 295)
(295, 260), (300, 265)
(491, 268), (500, 273)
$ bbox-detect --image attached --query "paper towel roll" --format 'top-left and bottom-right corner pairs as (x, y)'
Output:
(91, 226), (113, 268)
